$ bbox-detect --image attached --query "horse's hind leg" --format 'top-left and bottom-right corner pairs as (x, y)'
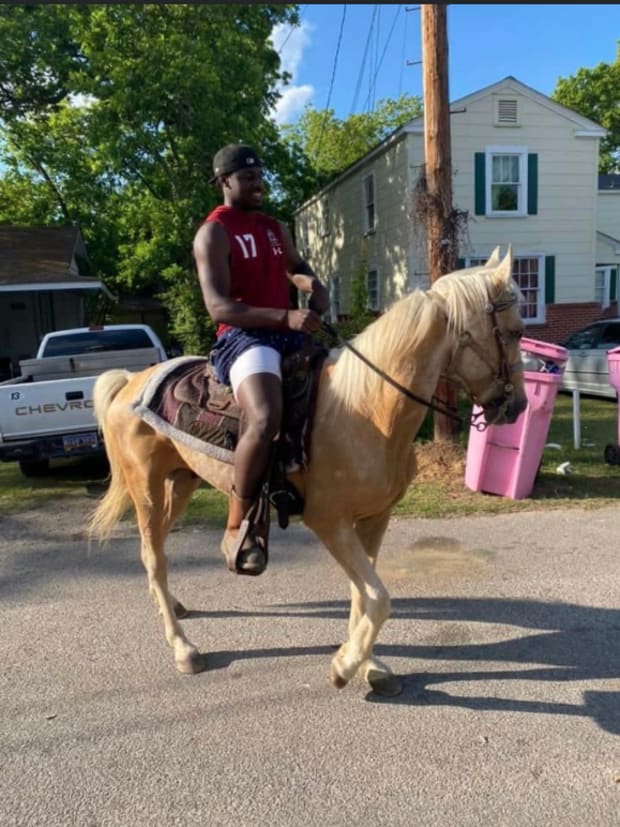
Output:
(141, 469), (202, 620)
(352, 512), (402, 696)
(156, 469), (202, 620)
(126, 462), (205, 674)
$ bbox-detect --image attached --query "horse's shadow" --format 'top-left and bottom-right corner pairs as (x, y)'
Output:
(187, 596), (620, 734)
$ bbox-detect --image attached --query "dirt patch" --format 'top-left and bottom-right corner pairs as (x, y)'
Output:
(413, 440), (467, 483)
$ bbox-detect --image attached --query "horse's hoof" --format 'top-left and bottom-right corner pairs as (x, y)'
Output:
(173, 601), (188, 619)
(367, 669), (403, 697)
(176, 650), (207, 674)
(330, 662), (348, 689)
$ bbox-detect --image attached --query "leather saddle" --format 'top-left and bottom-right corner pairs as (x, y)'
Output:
(144, 338), (329, 535)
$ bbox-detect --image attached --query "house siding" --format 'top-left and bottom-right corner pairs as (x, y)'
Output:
(295, 77), (609, 344)
(448, 84), (599, 306)
(597, 190), (620, 267)
(295, 135), (410, 316)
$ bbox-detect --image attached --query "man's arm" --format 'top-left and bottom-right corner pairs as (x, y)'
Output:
(193, 222), (321, 333)
(279, 221), (329, 315)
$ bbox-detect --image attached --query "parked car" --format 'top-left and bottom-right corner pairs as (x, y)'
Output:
(559, 318), (620, 398)
(0, 323), (168, 476)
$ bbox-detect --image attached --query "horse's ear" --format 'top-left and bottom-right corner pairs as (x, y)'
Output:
(484, 246), (501, 268)
(497, 245), (513, 283)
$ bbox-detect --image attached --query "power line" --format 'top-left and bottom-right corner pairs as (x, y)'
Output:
(315, 4), (347, 159)
(398, 4), (409, 97)
(362, 4), (402, 113)
(276, 5), (307, 56)
(370, 4), (381, 112)
(350, 5), (378, 116)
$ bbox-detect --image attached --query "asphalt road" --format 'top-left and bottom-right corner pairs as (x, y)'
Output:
(0, 500), (618, 827)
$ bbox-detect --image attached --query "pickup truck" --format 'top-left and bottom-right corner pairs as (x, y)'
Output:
(0, 323), (167, 476)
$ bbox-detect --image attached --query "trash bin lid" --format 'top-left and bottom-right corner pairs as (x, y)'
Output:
(520, 337), (568, 365)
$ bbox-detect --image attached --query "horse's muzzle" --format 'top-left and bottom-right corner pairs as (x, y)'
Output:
(482, 391), (528, 426)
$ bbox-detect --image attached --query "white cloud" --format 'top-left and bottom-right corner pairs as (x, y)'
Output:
(273, 85), (314, 125)
(270, 20), (315, 125)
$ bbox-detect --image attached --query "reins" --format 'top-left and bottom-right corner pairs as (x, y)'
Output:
(319, 289), (520, 432)
(320, 320), (465, 425)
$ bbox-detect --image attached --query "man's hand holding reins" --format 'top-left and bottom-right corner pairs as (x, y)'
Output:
(283, 308), (323, 334)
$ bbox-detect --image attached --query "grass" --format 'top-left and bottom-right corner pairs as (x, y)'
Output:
(394, 391), (620, 517)
(2, 391), (619, 525)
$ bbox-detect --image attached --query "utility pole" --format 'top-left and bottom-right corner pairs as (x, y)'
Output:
(420, 3), (459, 441)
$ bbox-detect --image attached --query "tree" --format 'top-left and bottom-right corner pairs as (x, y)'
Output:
(0, 4), (298, 352)
(283, 94), (423, 183)
(552, 47), (620, 173)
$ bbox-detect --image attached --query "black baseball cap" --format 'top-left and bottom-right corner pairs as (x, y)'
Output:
(209, 144), (262, 184)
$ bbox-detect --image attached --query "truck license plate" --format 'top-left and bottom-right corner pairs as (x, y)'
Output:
(62, 432), (99, 453)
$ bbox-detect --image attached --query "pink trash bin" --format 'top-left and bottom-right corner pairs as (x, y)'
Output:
(604, 347), (620, 463)
(465, 338), (568, 499)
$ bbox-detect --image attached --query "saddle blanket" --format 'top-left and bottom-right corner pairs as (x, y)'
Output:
(131, 346), (327, 468)
(132, 356), (240, 464)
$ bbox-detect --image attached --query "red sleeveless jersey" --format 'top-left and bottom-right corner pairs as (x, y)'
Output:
(204, 205), (291, 336)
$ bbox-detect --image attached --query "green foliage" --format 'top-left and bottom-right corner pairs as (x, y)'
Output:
(552, 47), (620, 173)
(160, 264), (217, 356)
(283, 94), (423, 182)
(0, 3), (298, 352)
(0, 4), (83, 117)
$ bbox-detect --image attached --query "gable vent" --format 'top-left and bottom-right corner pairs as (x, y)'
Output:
(496, 98), (518, 125)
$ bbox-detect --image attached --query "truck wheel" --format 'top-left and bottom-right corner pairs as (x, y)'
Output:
(18, 458), (50, 477)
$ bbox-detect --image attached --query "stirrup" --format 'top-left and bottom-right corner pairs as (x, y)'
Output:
(222, 487), (270, 576)
(221, 526), (267, 576)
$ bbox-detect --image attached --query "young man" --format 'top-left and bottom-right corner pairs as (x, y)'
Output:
(193, 144), (329, 575)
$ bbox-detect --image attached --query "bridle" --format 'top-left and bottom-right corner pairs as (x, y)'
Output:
(319, 287), (521, 432)
(444, 292), (522, 430)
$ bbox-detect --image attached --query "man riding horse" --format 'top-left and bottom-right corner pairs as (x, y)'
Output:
(193, 144), (329, 577)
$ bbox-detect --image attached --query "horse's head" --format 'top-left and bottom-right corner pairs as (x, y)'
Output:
(436, 247), (528, 426)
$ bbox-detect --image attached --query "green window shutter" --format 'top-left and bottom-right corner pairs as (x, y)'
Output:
(545, 255), (555, 304)
(527, 153), (538, 215)
(611, 267), (618, 301)
(474, 153), (486, 215)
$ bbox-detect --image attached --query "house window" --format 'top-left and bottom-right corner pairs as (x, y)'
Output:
(366, 269), (379, 311)
(485, 145), (528, 216)
(595, 266), (614, 309)
(319, 198), (330, 237)
(513, 256), (544, 322)
(467, 253), (544, 323)
(362, 173), (375, 234)
(329, 275), (341, 322)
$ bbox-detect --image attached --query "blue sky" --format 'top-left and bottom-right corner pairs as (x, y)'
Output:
(271, 4), (620, 124)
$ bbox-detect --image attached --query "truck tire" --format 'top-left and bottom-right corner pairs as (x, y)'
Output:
(18, 458), (50, 477)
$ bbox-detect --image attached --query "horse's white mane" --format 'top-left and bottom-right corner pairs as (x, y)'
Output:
(327, 248), (518, 415)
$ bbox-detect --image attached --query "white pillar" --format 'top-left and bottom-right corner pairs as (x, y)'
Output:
(572, 389), (581, 450)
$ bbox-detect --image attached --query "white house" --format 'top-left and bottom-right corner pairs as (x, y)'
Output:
(294, 76), (618, 344)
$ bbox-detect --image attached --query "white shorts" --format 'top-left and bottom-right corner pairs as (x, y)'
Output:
(228, 345), (282, 399)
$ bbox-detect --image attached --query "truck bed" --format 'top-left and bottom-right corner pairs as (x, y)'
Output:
(17, 347), (162, 381)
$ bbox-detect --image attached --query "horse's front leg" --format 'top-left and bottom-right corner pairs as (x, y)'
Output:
(351, 512), (402, 696)
(126, 467), (205, 675)
(311, 518), (391, 690)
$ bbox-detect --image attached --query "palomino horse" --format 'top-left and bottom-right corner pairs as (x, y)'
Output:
(89, 248), (527, 695)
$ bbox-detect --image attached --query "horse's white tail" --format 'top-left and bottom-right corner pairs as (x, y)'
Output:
(93, 369), (132, 428)
(88, 369), (134, 544)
